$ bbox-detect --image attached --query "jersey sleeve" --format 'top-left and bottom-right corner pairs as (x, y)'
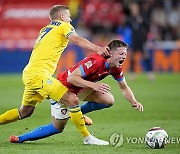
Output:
(111, 67), (125, 82)
(62, 23), (76, 38)
(79, 57), (99, 78)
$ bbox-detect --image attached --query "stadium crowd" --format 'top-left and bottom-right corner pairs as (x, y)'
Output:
(66, 0), (179, 79)
(69, 0), (180, 43)
(0, 0), (179, 74)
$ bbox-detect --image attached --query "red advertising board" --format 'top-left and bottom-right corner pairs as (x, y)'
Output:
(0, 0), (66, 49)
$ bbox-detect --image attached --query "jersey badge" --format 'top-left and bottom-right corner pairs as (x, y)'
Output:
(61, 109), (68, 115)
(46, 79), (53, 85)
(84, 60), (92, 69)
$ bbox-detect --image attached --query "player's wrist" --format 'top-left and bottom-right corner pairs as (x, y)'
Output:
(92, 45), (101, 53)
(89, 82), (96, 89)
(130, 101), (137, 106)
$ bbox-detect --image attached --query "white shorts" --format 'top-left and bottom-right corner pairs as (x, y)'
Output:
(50, 88), (94, 120)
(50, 99), (69, 120)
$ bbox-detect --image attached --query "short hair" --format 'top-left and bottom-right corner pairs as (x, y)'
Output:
(108, 40), (128, 51)
(49, 5), (69, 21)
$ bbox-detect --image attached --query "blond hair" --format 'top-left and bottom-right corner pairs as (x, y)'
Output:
(49, 5), (69, 21)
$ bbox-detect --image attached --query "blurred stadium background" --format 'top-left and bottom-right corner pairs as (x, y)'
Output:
(0, 0), (180, 74)
(0, 0), (180, 153)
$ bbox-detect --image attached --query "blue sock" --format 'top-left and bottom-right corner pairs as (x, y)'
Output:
(18, 123), (61, 143)
(81, 101), (112, 114)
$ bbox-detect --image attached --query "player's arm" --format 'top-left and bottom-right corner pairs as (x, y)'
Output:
(67, 67), (110, 94)
(118, 79), (143, 112)
(68, 33), (109, 57)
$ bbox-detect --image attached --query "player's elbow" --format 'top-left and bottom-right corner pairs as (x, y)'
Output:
(120, 83), (128, 91)
(67, 75), (74, 84)
(67, 73), (80, 86)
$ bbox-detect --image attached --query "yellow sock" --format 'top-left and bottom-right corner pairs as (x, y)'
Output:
(0, 108), (21, 125)
(69, 106), (90, 138)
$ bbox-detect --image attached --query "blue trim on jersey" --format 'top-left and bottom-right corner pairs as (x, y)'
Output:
(51, 101), (57, 105)
(50, 21), (61, 26)
(105, 62), (110, 69)
(79, 65), (86, 78)
(114, 76), (125, 82)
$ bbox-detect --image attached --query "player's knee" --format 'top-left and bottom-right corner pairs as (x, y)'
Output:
(62, 91), (80, 107)
(105, 94), (114, 106)
(19, 106), (35, 119)
(19, 110), (33, 119)
(68, 95), (79, 106)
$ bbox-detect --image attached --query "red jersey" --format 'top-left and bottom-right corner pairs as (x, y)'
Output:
(57, 54), (124, 94)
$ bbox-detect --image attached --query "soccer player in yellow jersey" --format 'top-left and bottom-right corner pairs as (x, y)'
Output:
(0, 5), (110, 145)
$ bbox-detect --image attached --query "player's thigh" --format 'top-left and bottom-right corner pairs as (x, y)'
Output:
(22, 74), (68, 106)
(51, 100), (69, 120)
(77, 88), (94, 101)
(39, 75), (68, 102)
(22, 88), (44, 107)
(84, 91), (114, 105)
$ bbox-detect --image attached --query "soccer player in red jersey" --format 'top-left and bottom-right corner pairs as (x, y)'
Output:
(10, 40), (143, 145)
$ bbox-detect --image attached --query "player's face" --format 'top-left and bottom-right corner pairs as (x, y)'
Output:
(61, 9), (72, 23)
(110, 47), (127, 68)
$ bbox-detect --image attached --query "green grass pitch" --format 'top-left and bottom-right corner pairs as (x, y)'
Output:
(0, 73), (180, 154)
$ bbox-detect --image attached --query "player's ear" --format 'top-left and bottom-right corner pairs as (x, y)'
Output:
(60, 14), (64, 20)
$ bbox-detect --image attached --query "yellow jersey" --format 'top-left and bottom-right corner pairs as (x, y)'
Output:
(23, 20), (76, 76)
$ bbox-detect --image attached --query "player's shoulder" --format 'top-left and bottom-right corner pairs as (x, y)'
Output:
(81, 55), (96, 66)
(39, 26), (47, 33)
(82, 54), (104, 68)
(88, 54), (104, 61)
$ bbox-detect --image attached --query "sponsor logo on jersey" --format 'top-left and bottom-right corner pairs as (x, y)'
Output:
(84, 60), (92, 69)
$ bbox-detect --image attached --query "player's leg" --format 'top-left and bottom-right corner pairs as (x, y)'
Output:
(60, 91), (90, 138)
(80, 89), (114, 114)
(42, 76), (90, 139)
(10, 101), (69, 143)
(0, 73), (45, 125)
(50, 100), (109, 145)
(10, 100), (109, 145)
(0, 108), (21, 125)
(0, 90), (42, 125)
(28, 75), (109, 145)
(10, 117), (68, 143)
(84, 90), (114, 105)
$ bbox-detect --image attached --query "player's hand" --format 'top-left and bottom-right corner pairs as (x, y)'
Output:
(131, 101), (144, 112)
(91, 82), (110, 94)
(97, 46), (111, 58)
